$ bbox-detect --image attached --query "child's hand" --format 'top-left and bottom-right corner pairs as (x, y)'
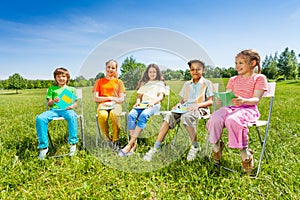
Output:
(215, 98), (222, 105)
(172, 103), (181, 110)
(148, 102), (154, 108)
(188, 104), (198, 112)
(66, 106), (73, 110)
(133, 103), (139, 108)
(53, 97), (60, 102)
(232, 96), (244, 106)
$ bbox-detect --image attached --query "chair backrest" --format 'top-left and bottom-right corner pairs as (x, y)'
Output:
(262, 82), (276, 97)
(212, 83), (219, 112)
(261, 82), (276, 123)
(165, 85), (170, 111)
(212, 83), (219, 93)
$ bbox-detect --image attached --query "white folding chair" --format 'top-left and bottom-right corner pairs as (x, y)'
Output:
(213, 82), (276, 177)
(47, 88), (84, 152)
(248, 82), (276, 177)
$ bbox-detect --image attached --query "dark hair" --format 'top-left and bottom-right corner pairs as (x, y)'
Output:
(53, 67), (70, 85)
(187, 59), (205, 68)
(236, 49), (261, 73)
(136, 63), (165, 90)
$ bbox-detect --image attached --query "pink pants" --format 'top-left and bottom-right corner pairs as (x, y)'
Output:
(206, 106), (260, 150)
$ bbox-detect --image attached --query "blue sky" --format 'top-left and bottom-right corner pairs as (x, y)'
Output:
(0, 0), (299, 80)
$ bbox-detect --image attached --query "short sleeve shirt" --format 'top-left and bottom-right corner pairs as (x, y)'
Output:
(179, 77), (214, 105)
(226, 74), (268, 98)
(46, 85), (77, 109)
(137, 81), (166, 103)
(92, 77), (125, 102)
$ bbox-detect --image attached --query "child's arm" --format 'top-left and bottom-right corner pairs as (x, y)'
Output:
(172, 98), (185, 110)
(66, 100), (77, 110)
(188, 96), (213, 112)
(232, 89), (265, 106)
(47, 97), (59, 107)
(133, 94), (143, 107)
(148, 92), (164, 108)
(113, 92), (126, 104)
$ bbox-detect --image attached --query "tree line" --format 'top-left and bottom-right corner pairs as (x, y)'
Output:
(1, 47), (299, 93)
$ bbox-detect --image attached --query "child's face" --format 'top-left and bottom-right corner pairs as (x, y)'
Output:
(235, 56), (254, 76)
(55, 73), (68, 86)
(148, 67), (157, 81)
(106, 61), (117, 77)
(189, 63), (204, 81)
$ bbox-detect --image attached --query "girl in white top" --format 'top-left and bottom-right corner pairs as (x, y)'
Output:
(119, 64), (166, 156)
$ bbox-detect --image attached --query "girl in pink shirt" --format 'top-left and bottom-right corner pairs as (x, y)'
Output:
(206, 49), (268, 173)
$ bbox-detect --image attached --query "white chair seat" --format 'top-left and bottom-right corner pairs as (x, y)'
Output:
(248, 120), (268, 127)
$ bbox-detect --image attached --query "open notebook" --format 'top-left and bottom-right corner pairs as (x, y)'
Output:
(214, 91), (236, 106)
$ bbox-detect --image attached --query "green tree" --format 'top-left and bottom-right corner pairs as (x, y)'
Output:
(120, 56), (146, 90)
(7, 73), (27, 93)
(95, 72), (105, 80)
(277, 47), (298, 80)
(262, 54), (278, 79)
(184, 69), (191, 80)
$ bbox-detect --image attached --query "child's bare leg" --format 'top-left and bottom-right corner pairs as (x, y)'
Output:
(156, 121), (170, 142)
(185, 125), (197, 143)
(123, 127), (143, 153)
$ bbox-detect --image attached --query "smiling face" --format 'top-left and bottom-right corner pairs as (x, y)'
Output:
(53, 67), (70, 86)
(55, 73), (68, 87)
(189, 62), (204, 82)
(235, 55), (255, 77)
(105, 60), (117, 78)
(148, 66), (157, 81)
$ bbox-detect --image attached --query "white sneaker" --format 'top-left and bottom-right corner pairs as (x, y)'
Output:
(143, 148), (159, 161)
(69, 144), (76, 156)
(187, 145), (200, 161)
(38, 148), (48, 160)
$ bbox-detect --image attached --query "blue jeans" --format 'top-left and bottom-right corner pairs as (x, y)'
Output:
(36, 109), (78, 149)
(127, 104), (161, 130)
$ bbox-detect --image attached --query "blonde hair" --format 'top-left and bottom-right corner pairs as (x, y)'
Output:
(236, 49), (261, 73)
(105, 59), (118, 78)
(53, 67), (70, 85)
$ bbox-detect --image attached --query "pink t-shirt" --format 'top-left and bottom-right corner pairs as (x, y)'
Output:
(226, 74), (268, 98)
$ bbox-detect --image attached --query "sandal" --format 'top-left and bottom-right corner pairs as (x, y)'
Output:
(213, 141), (225, 164)
(242, 149), (254, 173)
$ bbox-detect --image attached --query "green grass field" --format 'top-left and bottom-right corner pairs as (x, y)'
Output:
(0, 80), (299, 199)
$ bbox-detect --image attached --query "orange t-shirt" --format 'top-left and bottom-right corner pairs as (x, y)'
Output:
(93, 78), (125, 102)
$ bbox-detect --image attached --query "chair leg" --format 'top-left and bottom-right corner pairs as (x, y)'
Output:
(256, 126), (269, 161)
(255, 127), (271, 177)
(171, 123), (180, 146)
(79, 115), (85, 150)
(48, 130), (54, 149)
(95, 116), (100, 146)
